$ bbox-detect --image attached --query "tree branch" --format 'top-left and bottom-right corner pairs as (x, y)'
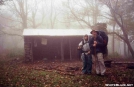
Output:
(108, 31), (125, 41)
(0, 30), (22, 37)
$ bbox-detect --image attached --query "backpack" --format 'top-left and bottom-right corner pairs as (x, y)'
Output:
(98, 30), (108, 55)
(95, 23), (108, 46)
(98, 30), (108, 46)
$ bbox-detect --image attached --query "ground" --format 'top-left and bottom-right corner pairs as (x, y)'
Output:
(0, 59), (134, 87)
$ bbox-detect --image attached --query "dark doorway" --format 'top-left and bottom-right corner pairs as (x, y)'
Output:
(63, 38), (70, 60)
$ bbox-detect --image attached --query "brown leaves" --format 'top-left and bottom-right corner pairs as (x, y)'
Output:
(0, 60), (134, 87)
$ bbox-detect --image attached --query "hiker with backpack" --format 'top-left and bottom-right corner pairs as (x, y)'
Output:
(89, 30), (106, 76)
(78, 34), (92, 75)
(95, 23), (108, 58)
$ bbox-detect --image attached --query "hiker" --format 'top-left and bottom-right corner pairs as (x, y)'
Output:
(78, 34), (92, 75)
(89, 30), (106, 76)
(98, 30), (108, 59)
(95, 23), (108, 59)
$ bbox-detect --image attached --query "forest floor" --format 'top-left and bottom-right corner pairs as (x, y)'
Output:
(0, 59), (134, 87)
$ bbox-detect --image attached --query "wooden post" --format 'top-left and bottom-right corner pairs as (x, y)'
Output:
(60, 37), (64, 61)
(69, 38), (72, 60)
(31, 43), (33, 62)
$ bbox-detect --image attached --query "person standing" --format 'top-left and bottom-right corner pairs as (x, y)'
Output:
(89, 30), (106, 76)
(78, 34), (92, 75)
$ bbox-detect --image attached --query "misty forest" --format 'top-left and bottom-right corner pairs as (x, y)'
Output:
(0, 0), (134, 87)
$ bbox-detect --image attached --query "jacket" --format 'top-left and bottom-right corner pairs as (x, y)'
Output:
(89, 35), (104, 55)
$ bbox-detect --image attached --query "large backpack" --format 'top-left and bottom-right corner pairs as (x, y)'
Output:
(95, 23), (108, 46)
(93, 23), (108, 56)
(98, 30), (108, 55)
(98, 30), (108, 46)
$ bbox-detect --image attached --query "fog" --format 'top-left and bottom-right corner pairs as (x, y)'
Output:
(0, 0), (134, 58)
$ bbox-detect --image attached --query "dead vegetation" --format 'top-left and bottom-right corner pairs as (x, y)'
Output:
(0, 59), (134, 87)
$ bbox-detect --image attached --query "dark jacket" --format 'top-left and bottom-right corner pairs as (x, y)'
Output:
(89, 35), (104, 55)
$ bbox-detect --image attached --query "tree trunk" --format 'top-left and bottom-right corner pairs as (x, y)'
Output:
(123, 26), (134, 58)
(122, 26), (134, 58)
(23, 17), (27, 29)
(51, 0), (53, 29)
(32, 12), (36, 28)
(124, 42), (126, 57)
(125, 39), (134, 58)
(104, 0), (134, 58)
(111, 8), (134, 58)
(112, 23), (115, 54)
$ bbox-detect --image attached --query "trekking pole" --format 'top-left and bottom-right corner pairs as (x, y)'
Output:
(94, 38), (101, 74)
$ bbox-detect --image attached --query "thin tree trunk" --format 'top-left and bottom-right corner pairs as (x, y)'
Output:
(123, 27), (134, 58)
(112, 23), (115, 55)
(51, 0), (53, 29)
(125, 39), (134, 58)
(124, 42), (126, 57)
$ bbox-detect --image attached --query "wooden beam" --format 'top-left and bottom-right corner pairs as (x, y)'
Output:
(60, 37), (64, 61)
(69, 38), (72, 60)
(31, 42), (33, 62)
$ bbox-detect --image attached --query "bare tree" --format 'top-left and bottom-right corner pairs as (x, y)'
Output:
(64, 0), (102, 29)
(108, 20), (116, 54)
(50, 0), (58, 29)
(0, 0), (11, 5)
(28, 0), (45, 29)
(0, 0), (4, 5)
(3, 0), (47, 30)
(7, 0), (28, 29)
(100, 0), (134, 58)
